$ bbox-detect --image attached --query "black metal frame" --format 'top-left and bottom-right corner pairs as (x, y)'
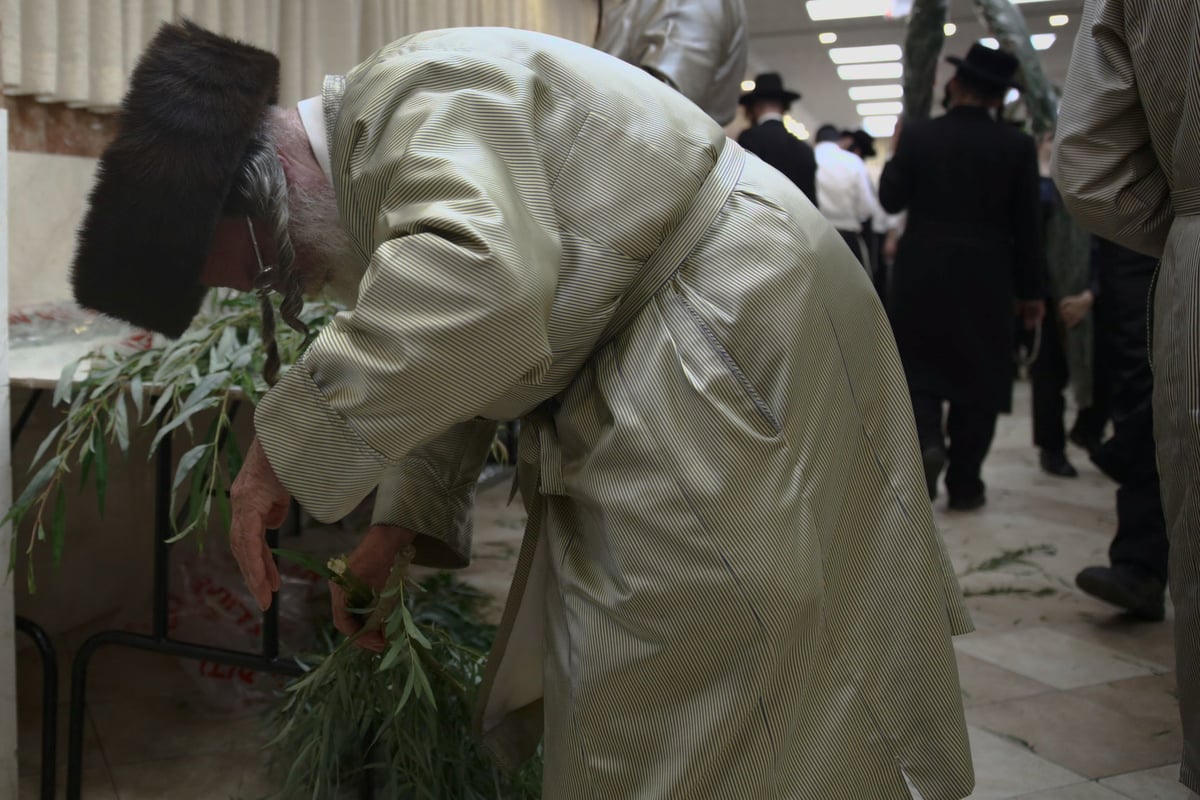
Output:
(63, 413), (305, 799)
(15, 615), (57, 800)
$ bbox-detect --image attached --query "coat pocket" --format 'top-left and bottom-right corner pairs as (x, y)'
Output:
(664, 287), (784, 437)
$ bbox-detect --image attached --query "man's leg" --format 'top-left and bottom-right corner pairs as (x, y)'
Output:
(911, 391), (945, 500)
(945, 403), (998, 509)
(1030, 309), (1077, 476)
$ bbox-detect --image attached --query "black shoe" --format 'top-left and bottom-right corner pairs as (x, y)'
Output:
(1075, 566), (1166, 622)
(1040, 450), (1079, 478)
(1069, 427), (1103, 457)
(947, 492), (986, 511)
(922, 446), (947, 501)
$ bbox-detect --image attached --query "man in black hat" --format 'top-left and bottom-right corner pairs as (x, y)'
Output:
(736, 72), (818, 206)
(880, 43), (1045, 509)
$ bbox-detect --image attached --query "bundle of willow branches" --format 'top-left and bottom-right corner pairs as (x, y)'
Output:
(267, 553), (541, 799)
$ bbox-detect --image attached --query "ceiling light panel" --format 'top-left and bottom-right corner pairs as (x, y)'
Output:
(944, 22), (957, 35)
(819, 32), (838, 44)
(1049, 14), (1069, 26)
(857, 101), (904, 116)
(806, 0), (891, 21)
(848, 84), (904, 100)
(829, 44), (903, 65)
(862, 115), (898, 137)
(838, 63), (904, 80)
(1031, 33), (1057, 50)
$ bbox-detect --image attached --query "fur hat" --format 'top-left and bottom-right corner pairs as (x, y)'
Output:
(71, 21), (280, 337)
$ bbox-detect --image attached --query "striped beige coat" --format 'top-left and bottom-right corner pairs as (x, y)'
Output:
(256, 28), (974, 799)
(1054, 0), (1200, 791)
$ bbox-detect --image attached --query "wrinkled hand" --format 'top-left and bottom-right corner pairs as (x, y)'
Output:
(1018, 299), (1046, 331)
(331, 524), (418, 652)
(229, 437), (291, 610)
(1058, 289), (1095, 329)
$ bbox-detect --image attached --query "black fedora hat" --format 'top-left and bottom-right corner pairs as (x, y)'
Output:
(71, 21), (280, 338)
(739, 72), (801, 107)
(947, 42), (1022, 90)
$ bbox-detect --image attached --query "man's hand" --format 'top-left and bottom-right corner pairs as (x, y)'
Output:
(1018, 299), (1046, 330)
(230, 437), (291, 610)
(331, 524), (419, 652)
(1059, 289), (1095, 329)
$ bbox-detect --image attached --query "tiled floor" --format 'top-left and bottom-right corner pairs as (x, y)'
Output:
(15, 383), (1194, 799)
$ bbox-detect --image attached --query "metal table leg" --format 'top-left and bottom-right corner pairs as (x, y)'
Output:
(15, 615), (57, 800)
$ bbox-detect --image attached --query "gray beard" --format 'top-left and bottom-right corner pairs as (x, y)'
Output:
(286, 180), (364, 308)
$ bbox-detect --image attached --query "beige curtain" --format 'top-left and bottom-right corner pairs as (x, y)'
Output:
(2, 0), (597, 112)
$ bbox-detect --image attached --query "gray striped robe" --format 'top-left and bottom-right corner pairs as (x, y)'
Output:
(256, 27), (974, 799)
(1054, 0), (1200, 791)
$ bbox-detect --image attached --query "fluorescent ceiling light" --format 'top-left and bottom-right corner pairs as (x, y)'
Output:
(819, 32), (838, 44)
(944, 22), (957, 36)
(1005, 88), (1021, 104)
(1049, 14), (1069, 26)
(980, 37), (1000, 49)
(806, 0), (890, 21)
(849, 84), (904, 100)
(829, 44), (903, 65)
(857, 101), (904, 116)
(740, 79), (756, 92)
(1031, 33), (1057, 50)
(838, 63), (904, 80)
(862, 115), (898, 137)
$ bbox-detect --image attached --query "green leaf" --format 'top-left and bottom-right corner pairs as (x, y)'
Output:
(271, 548), (338, 580)
(113, 393), (130, 455)
(53, 359), (79, 407)
(130, 375), (145, 421)
(378, 644), (403, 671)
(148, 384), (177, 426)
(224, 429), (243, 481)
(51, 487), (67, 567)
(30, 421), (65, 470)
(148, 397), (220, 454)
(26, 563), (35, 594)
(411, 655), (436, 710)
(93, 428), (108, 517)
(10, 455), (63, 519)
(173, 444), (212, 492)
(78, 450), (93, 493)
(402, 608), (433, 650)
(181, 371), (231, 413)
(213, 489), (231, 532)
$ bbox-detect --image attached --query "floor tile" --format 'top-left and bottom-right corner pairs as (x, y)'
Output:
(19, 768), (117, 799)
(1100, 764), (1194, 799)
(1015, 782), (1130, 799)
(108, 751), (271, 800)
(965, 725), (1084, 799)
(956, 653), (1054, 708)
(954, 627), (1167, 689)
(88, 690), (268, 766)
(967, 687), (1181, 779)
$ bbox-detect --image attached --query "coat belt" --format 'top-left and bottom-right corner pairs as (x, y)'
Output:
(480, 138), (747, 765)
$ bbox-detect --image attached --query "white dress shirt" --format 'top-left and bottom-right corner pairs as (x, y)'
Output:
(814, 141), (883, 233)
(298, 95), (334, 183)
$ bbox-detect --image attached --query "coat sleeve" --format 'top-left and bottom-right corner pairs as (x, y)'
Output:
(255, 51), (559, 529)
(1053, 0), (1172, 257)
(369, 418), (497, 567)
(1011, 135), (1046, 300)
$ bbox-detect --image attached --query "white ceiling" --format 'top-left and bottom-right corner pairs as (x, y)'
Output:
(740, 0), (1087, 134)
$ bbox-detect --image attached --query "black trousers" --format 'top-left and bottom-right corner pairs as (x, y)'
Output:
(837, 229), (866, 268)
(1091, 242), (1168, 583)
(1029, 307), (1108, 452)
(911, 392), (997, 500)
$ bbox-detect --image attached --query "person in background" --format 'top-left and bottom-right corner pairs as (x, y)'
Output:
(1054, 1), (1199, 785)
(1029, 132), (1107, 478)
(594, 0), (747, 126)
(1073, 237), (1168, 621)
(843, 128), (892, 298)
(737, 72), (818, 206)
(879, 43), (1044, 509)
(813, 123), (881, 268)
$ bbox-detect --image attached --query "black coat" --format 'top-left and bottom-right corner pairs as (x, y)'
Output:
(737, 119), (818, 206)
(880, 106), (1043, 411)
